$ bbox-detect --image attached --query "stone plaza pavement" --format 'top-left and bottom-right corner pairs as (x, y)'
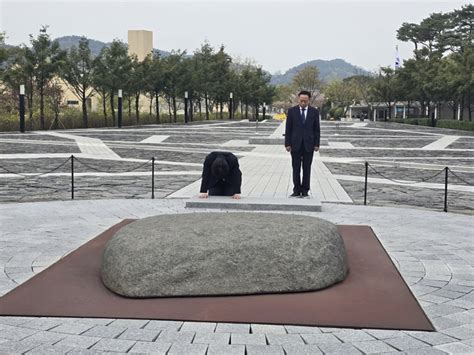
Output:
(0, 119), (473, 212)
(0, 119), (473, 354)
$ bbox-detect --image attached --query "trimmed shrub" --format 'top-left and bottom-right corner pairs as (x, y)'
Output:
(393, 118), (474, 131)
(0, 109), (247, 132)
(436, 119), (474, 131)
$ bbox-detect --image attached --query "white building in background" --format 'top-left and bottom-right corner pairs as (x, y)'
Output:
(344, 101), (469, 122)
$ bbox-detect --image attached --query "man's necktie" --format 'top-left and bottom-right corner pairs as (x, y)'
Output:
(301, 108), (306, 123)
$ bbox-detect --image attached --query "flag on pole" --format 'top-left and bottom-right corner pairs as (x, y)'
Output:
(395, 45), (401, 69)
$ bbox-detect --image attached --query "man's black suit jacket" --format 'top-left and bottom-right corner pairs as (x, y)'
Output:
(199, 151), (242, 194)
(284, 105), (321, 152)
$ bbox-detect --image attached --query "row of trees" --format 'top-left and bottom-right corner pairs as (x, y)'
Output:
(274, 4), (473, 122)
(397, 4), (471, 121)
(0, 26), (275, 130)
(372, 3), (473, 121)
(1, 4), (470, 130)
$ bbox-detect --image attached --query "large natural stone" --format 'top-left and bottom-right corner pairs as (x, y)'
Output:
(100, 212), (348, 298)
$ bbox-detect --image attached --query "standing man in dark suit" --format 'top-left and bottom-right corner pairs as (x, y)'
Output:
(199, 151), (242, 199)
(285, 90), (320, 197)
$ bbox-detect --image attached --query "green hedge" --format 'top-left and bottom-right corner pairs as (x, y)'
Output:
(393, 118), (474, 131)
(436, 119), (474, 131)
(392, 118), (431, 126)
(0, 114), (19, 131)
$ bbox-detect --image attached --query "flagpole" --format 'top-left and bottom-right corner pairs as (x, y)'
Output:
(395, 45), (400, 70)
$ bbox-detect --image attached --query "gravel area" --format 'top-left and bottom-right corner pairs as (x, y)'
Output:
(0, 141), (80, 154)
(339, 180), (473, 214)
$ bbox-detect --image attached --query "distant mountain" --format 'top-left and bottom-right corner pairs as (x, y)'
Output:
(4, 36), (368, 83)
(271, 58), (369, 85)
(54, 35), (171, 57)
(54, 36), (110, 56)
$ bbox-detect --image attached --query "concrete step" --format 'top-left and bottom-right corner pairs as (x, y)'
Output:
(185, 196), (322, 212)
(249, 137), (329, 145)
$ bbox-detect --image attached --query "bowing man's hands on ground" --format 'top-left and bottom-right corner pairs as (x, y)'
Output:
(232, 194), (241, 200)
(199, 192), (208, 198)
(314, 146), (320, 152)
(285, 146), (291, 152)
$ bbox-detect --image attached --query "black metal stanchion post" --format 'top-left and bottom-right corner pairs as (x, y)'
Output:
(184, 91), (189, 124)
(444, 167), (448, 212)
(19, 85), (25, 133)
(364, 162), (368, 205)
(256, 104), (259, 132)
(189, 94), (193, 122)
(71, 155), (74, 200)
(151, 157), (155, 199)
(262, 102), (266, 121)
(229, 92), (233, 120)
(118, 89), (123, 128)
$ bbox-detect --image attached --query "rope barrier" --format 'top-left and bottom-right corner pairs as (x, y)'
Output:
(72, 157), (152, 173)
(0, 157), (72, 177)
(367, 164), (445, 185)
(448, 168), (474, 186)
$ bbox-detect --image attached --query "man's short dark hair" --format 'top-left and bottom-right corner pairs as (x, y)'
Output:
(298, 90), (311, 98)
(211, 158), (230, 179)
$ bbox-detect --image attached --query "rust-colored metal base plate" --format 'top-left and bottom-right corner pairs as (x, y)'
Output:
(0, 220), (433, 331)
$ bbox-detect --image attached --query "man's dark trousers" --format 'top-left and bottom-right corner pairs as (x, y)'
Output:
(291, 143), (314, 194)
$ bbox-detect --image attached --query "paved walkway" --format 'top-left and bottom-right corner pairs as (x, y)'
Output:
(349, 122), (369, 128)
(0, 200), (473, 354)
(36, 132), (121, 159)
(422, 136), (461, 150)
(140, 136), (170, 144)
(169, 122), (352, 203)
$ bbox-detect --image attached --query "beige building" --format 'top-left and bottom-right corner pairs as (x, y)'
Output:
(128, 30), (153, 61)
(128, 30), (154, 114)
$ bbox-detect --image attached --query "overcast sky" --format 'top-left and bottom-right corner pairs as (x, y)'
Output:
(0, 0), (468, 74)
